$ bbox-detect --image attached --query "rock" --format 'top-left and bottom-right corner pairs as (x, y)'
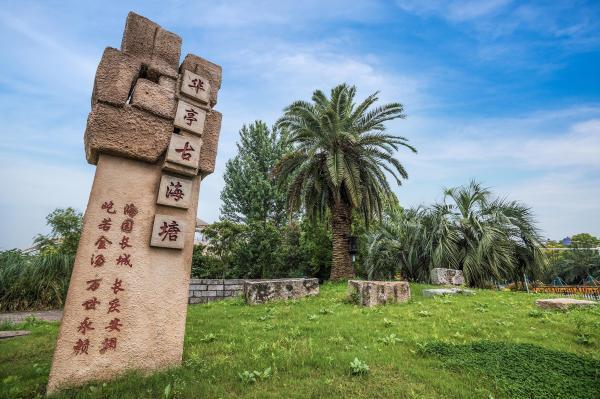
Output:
(347, 280), (411, 307)
(198, 110), (222, 176)
(91, 47), (141, 107)
(131, 78), (176, 119)
(0, 330), (30, 339)
(430, 268), (464, 285)
(244, 278), (319, 305)
(422, 288), (475, 297)
(535, 298), (597, 310)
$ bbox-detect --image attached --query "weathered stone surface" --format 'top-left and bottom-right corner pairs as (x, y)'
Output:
(422, 288), (475, 297)
(244, 278), (319, 305)
(180, 54), (222, 107)
(84, 103), (173, 165)
(430, 268), (464, 285)
(174, 99), (206, 136)
(159, 76), (177, 92)
(0, 330), (30, 339)
(131, 79), (176, 119)
(180, 69), (211, 105)
(165, 132), (202, 170)
(154, 28), (182, 69)
(347, 280), (411, 307)
(150, 214), (186, 249)
(199, 110), (222, 176)
(120, 12), (180, 79)
(91, 47), (140, 107)
(535, 298), (597, 310)
(156, 174), (193, 209)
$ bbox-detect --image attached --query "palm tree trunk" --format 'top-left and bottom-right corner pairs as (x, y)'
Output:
(330, 201), (355, 281)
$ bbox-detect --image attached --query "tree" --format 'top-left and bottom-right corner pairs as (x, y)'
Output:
(33, 207), (83, 256)
(274, 84), (415, 280)
(427, 181), (546, 288)
(220, 121), (289, 225)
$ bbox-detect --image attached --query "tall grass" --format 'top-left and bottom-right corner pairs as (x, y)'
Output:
(0, 252), (74, 311)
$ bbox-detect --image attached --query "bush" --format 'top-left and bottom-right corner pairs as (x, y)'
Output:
(0, 251), (74, 311)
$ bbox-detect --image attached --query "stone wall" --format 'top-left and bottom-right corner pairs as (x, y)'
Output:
(188, 279), (247, 304)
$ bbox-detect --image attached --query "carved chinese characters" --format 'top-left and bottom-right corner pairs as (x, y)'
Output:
(156, 174), (192, 209)
(150, 214), (185, 249)
(73, 201), (136, 358)
(164, 133), (202, 176)
(180, 69), (210, 104)
(174, 100), (206, 136)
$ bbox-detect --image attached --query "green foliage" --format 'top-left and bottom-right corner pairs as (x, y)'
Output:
(220, 121), (289, 225)
(349, 357), (370, 375)
(1, 284), (599, 398)
(0, 251), (74, 311)
(544, 233), (600, 284)
(238, 367), (272, 384)
(33, 207), (83, 256)
(364, 181), (547, 288)
(419, 341), (600, 399)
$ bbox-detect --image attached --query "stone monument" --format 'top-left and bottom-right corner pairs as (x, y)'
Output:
(47, 12), (222, 393)
(347, 280), (411, 307)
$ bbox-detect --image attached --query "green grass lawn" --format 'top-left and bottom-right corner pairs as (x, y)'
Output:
(1, 283), (599, 399)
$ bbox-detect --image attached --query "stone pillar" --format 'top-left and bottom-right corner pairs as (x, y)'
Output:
(47, 12), (222, 393)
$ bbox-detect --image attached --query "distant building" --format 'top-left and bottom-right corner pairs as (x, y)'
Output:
(194, 218), (210, 245)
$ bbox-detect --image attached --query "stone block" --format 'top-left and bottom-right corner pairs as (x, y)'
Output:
(200, 279), (223, 284)
(149, 214), (186, 249)
(207, 284), (223, 290)
(535, 298), (597, 310)
(244, 278), (319, 305)
(205, 291), (217, 297)
(199, 111), (221, 176)
(154, 28), (182, 69)
(165, 132), (202, 170)
(121, 12), (157, 58)
(180, 54), (222, 107)
(84, 103), (173, 165)
(91, 47), (141, 107)
(156, 174), (193, 209)
(159, 76), (177, 92)
(189, 284), (207, 291)
(225, 284), (243, 290)
(422, 288), (475, 297)
(180, 69), (211, 105)
(174, 99), (207, 136)
(348, 280), (411, 307)
(131, 79), (176, 119)
(430, 268), (464, 286)
(189, 297), (208, 304)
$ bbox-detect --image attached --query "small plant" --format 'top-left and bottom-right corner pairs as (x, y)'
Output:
(319, 308), (334, 315)
(377, 334), (401, 345)
(383, 318), (394, 327)
(163, 383), (172, 399)
(238, 367), (272, 384)
(308, 314), (318, 321)
(258, 314), (274, 322)
(199, 333), (216, 343)
(350, 357), (370, 375)
(418, 310), (432, 317)
(528, 310), (543, 318)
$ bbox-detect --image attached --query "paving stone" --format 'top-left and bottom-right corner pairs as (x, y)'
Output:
(536, 298), (597, 310)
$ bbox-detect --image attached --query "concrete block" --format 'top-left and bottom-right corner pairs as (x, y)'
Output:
(244, 278), (319, 305)
(91, 47), (141, 107)
(348, 280), (411, 307)
(180, 54), (222, 107)
(84, 103), (173, 165)
(422, 288), (475, 297)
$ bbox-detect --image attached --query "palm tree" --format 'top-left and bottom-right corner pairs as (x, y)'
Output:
(428, 181), (546, 288)
(274, 84), (416, 280)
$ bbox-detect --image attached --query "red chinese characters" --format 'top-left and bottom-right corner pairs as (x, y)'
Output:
(121, 218), (134, 233)
(159, 221), (181, 242)
(119, 236), (132, 249)
(101, 201), (116, 214)
(99, 337), (117, 354)
(108, 298), (121, 313)
(188, 78), (205, 94)
(82, 297), (100, 310)
(77, 317), (95, 335)
(90, 254), (106, 267)
(105, 318), (123, 332)
(95, 235), (112, 250)
(124, 203), (138, 218)
(116, 254), (133, 267)
(73, 338), (90, 355)
(86, 278), (102, 291)
(98, 218), (112, 231)
(183, 108), (198, 126)
(166, 181), (184, 201)
(111, 278), (125, 294)
(175, 142), (195, 161)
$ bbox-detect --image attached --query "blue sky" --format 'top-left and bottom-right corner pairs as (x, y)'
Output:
(1, 0), (599, 249)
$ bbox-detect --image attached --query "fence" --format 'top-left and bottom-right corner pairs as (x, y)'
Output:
(531, 286), (600, 301)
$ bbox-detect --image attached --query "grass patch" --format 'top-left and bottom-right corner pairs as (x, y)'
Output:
(0, 283), (598, 398)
